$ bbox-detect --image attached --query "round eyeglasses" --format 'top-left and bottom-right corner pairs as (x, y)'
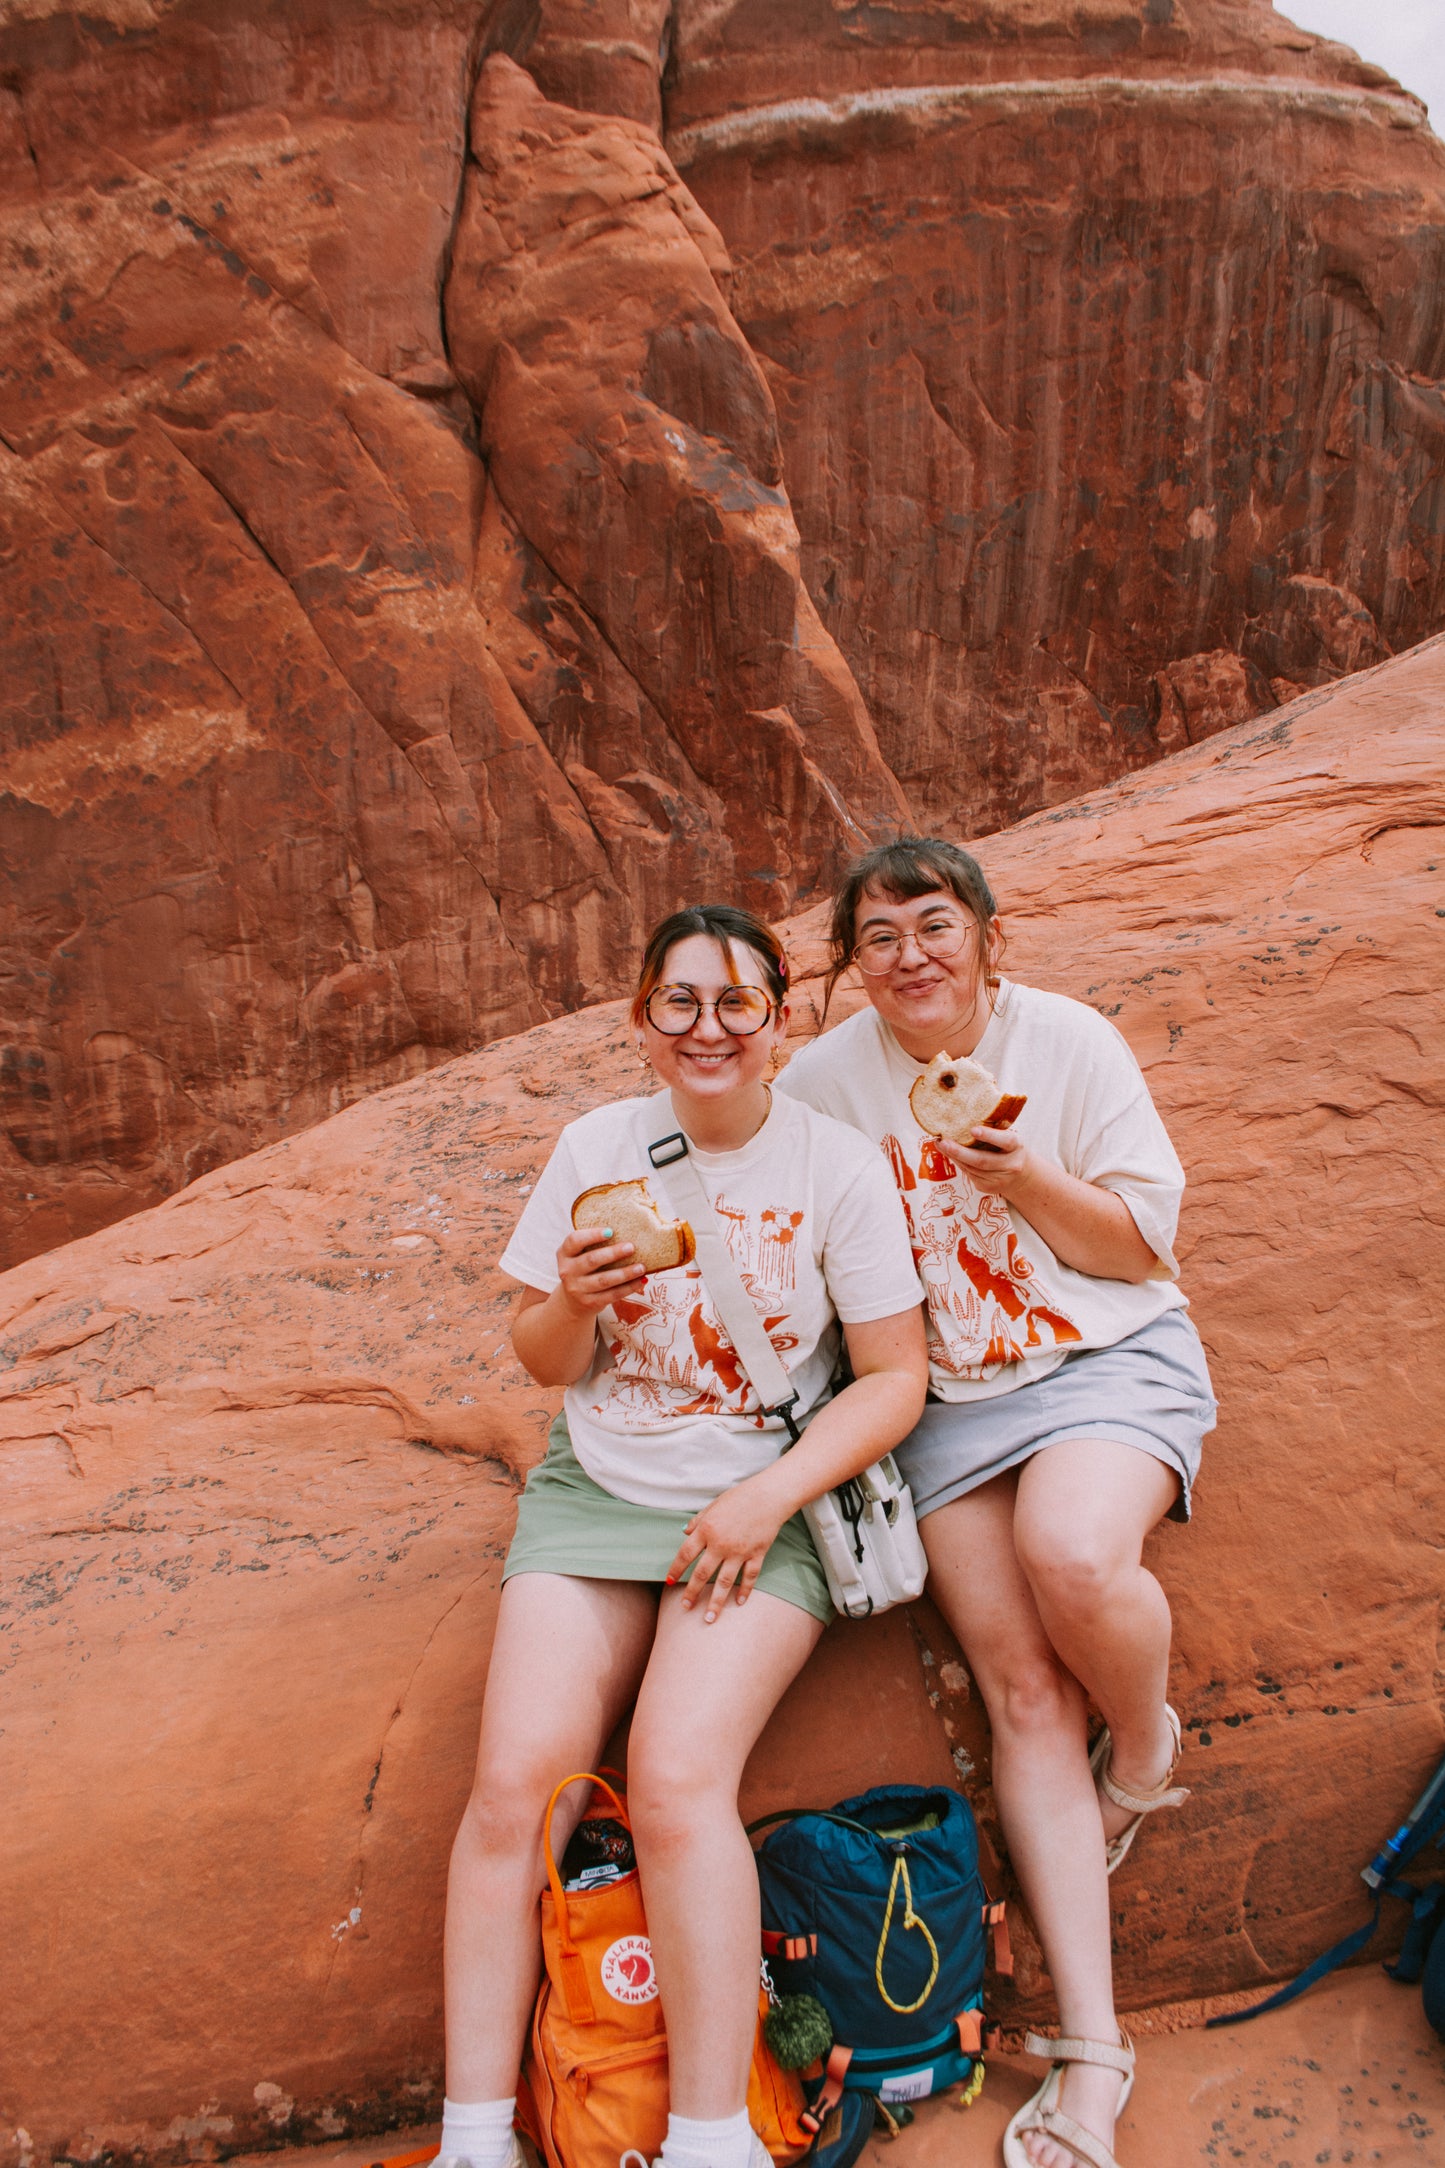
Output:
(644, 984), (776, 1036)
(852, 913), (973, 977)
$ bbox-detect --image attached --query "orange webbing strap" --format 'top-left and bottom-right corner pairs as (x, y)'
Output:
(543, 1769), (628, 2026)
(982, 1900), (1013, 1978)
(955, 2007), (1001, 2057)
(799, 2043), (853, 2134)
(761, 1929), (818, 1960)
(969, 1813), (1014, 1981)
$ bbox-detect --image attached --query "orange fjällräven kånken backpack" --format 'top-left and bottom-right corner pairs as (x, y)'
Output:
(515, 1773), (811, 2168)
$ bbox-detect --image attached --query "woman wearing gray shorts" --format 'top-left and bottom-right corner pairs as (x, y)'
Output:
(778, 837), (1215, 2168)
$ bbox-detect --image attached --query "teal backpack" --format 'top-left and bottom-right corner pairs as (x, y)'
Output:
(750, 1784), (1012, 2137)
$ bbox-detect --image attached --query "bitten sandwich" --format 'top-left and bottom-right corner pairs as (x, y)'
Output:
(571, 1178), (695, 1273)
(909, 1052), (1027, 1147)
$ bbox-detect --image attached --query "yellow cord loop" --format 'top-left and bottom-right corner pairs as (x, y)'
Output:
(874, 1853), (940, 2015)
(956, 2060), (986, 2110)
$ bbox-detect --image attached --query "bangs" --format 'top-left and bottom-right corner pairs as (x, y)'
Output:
(823, 834), (1002, 1018)
(857, 842), (972, 905)
(658, 934), (750, 989)
(632, 902), (787, 1027)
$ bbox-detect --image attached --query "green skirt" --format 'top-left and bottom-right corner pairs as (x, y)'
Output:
(503, 1414), (834, 1625)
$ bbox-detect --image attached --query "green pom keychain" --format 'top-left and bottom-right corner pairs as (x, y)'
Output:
(763, 1992), (834, 2070)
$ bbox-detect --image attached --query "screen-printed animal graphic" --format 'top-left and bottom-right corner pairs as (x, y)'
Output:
(588, 1193), (803, 1424)
(884, 1133), (1080, 1378)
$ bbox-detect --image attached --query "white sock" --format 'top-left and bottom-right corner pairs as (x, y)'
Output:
(438, 2096), (516, 2168)
(658, 2108), (754, 2168)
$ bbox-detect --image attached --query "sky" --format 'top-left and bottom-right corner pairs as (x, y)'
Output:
(1275, 2), (1442, 129)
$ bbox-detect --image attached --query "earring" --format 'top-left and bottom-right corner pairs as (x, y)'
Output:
(636, 1042), (652, 1073)
(768, 1044), (784, 1075)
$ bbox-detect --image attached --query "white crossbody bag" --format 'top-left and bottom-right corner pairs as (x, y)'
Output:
(645, 1108), (928, 1620)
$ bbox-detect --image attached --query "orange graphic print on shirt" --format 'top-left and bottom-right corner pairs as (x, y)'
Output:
(884, 1134), (1080, 1380)
(588, 1192), (804, 1426)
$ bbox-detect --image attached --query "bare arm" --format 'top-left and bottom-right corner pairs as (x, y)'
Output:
(510, 1226), (647, 1386)
(942, 1125), (1159, 1283)
(663, 1305), (929, 1621)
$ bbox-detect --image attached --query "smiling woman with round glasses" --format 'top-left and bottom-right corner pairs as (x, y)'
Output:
(643, 982), (777, 1034)
(437, 902), (926, 2168)
(778, 838), (1216, 2168)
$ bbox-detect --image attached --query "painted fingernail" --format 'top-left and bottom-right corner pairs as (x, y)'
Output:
(664, 1574), (677, 1585)
(602, 1228), (613, 1240)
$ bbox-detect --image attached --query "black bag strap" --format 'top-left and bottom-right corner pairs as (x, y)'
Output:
(1206, 1893), (1386, 2027)
(746, 1806), (885, 1847)
(1209, 1751), (1445, 2028)
(1386, 1882), (1445, 1987)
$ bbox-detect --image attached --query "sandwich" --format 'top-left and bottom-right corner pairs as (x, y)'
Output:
(908, 1052), (1027, 1148)
(570, 1178), (695, 1272)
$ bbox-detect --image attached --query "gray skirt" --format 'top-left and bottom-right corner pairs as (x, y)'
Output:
(896, 1309), (1215, 1524)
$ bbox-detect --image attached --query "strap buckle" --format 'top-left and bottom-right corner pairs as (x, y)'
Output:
(800, 2042), (853, 2133)
(769, 1393), (802, 1443)
(647, 1131), (689, 1168)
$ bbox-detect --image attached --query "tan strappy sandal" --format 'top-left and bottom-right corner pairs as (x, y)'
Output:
(1002, 2031), (1136, 2168)
(1089, 1702), (1189, 1875)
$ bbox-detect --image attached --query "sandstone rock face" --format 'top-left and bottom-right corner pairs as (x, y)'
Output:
(5, 637), (1442, 2163)
(667, 0), (1445, 831)
(5, 2), (1445, 1278)
(0, 2), (902, 1274)
(523, 0), (672, 129)
(446, 58), (908, 907)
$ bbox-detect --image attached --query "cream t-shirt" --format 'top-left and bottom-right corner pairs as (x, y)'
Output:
(777, 983), (1187, 1402)
(499, 1089), (923, 1510)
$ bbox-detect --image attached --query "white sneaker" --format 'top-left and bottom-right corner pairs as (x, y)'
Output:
(435, 2142), (524, 2168)
(619, 2133), (772, 2168)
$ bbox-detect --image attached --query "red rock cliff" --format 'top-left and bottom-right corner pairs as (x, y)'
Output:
(3, 637), (1442, 2164)
(666, 1), (1445, 830)
(0, 0), (903, 1273)
(2, 0), (1443, 1282)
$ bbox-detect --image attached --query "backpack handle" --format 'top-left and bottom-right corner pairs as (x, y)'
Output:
(543, 1770), (629, 2026)
(745, 1807), (885, 1847)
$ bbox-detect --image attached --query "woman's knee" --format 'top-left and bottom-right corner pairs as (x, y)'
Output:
(976, 1644), (1085, 1742)
(1013, 1511), (1136, 1622)
(453, 1754), (568, 1866)
(626, 1733), (735, 1856)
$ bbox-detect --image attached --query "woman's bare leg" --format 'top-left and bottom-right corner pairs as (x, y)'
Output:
(627, 1589), (825, 2118)
(921, 1479), (1120, 2168)
(1013, 1440), (1182, 1850)
(444, 1572), (658, 2101)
